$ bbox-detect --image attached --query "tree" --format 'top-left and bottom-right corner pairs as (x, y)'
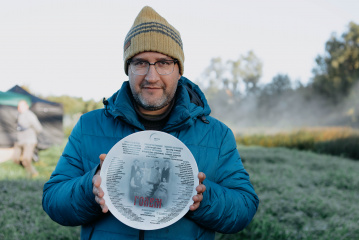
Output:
(311, 22), (359, 103)
(200, 51), (263, 96)
(238, 51), (263, 94)
(258, 74), (293, 114)
(227, 58), (241, 93)
(201, 57), (225, 91)
(46, 95), (102, 115)
(262, 74), (292, 96)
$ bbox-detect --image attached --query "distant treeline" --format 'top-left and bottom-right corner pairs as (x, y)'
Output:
(46, 95), (103, 115)
(199, 22), (359, 130)
(43, 95), (104, 137)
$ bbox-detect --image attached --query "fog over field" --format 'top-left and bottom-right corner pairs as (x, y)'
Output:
(207, 81), (359, 134)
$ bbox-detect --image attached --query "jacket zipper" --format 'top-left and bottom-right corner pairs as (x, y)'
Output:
(139, 230), (144, 240)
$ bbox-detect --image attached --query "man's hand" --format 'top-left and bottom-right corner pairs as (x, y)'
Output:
(92, 154), (108, 213)
(190, 172), (206, 211)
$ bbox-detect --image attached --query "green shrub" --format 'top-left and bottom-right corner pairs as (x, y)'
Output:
(236, 127), (359, 160)
(216, 216), (288, 240)
(314, 136), (359, 160)
(216, 146), (359, 240)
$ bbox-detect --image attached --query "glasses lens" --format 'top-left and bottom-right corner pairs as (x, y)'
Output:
(130, 60), (176, 75)
(131, 61), (149, 75)
(155, 61), (175, 75)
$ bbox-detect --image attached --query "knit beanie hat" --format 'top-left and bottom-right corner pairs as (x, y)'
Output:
(123, 6), (184, 75)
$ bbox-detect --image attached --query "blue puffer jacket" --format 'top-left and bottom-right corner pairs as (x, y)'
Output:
(42, 77), (259, 240)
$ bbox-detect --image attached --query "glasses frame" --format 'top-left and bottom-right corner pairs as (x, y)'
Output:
(127, 59), (178, 76)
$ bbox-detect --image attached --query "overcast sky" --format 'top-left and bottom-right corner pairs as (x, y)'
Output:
(1, 0), (359, 100)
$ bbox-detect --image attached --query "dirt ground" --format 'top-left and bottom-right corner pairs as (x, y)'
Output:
(0, 148), (14, 163)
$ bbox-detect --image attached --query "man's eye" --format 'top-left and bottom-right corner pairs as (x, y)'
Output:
(157, 61), (171, 66)
(133, 61), (147, 66)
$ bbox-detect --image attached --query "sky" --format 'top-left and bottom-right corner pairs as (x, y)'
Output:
(1, 0), (359, 100)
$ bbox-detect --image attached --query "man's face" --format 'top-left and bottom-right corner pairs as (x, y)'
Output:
(18, 100), (29, 113)
(128, 52), (181, 114)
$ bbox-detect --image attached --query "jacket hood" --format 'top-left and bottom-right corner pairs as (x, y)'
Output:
(105, 77), (211, 132)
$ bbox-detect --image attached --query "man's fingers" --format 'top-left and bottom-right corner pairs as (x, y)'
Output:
(198, 172), (206, 183)
(93, 185), (98, 196)
(94, 187), (104, 198)
(95, 195), (105, 205)
(193, 193), (203, 202)
(190, 201), (200, 211)
(92, 154), (108, 213)
(93, 181), (104, 196)
(98, 188), (104, 198)
(189, 172), (206, 212)
(95, 195), (108, 213)
(101, 205), (109, 213)
(196, 184), (206, 194)
(190, 193), (203, 211)
(92, 174), (102, 187)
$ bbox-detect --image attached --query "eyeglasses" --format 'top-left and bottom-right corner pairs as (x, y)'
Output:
(127, 59), (178, 76)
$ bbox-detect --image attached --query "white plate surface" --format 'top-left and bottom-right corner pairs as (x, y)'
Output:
(101, 131), (198, 230)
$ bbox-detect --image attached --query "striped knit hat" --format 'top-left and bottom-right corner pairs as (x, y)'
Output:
(124, 6), (184, 75)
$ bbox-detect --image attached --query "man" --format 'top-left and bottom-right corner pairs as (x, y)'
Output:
(13, 100), (42, 177)
(161, 160), (170, 183)
(130, 169), (143, 200)
(43, 6), (259, 240)
(131, 159), (141, 178)
(146, 160), (161, 197)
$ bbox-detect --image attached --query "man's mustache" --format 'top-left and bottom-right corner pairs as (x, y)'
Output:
(140, 83), (165, 89)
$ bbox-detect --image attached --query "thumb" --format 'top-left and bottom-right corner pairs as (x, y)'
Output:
(99, 154), (107, 168)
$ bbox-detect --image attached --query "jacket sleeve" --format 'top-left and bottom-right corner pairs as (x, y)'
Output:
(187, 127), (259, 234)
(42, 118), (103, 226)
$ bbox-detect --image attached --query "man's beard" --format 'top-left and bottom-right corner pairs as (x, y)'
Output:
(131, 83), (177, 111)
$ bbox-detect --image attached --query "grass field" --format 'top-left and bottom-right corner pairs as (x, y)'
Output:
(0, 143), (81, 240)
(217, 146), (359, 240)
(1, 143), (359, 240)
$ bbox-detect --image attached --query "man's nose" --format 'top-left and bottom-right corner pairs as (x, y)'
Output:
(145, 64), (160, 82)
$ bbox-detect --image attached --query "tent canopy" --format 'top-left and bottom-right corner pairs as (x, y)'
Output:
(8, 85), (60, 106)
(0, 91), (31, 107)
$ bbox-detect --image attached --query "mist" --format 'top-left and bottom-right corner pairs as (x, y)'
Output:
(205, 81), (359, 135)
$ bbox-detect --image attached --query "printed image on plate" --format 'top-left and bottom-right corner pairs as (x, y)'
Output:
(100, 130), (199, 230)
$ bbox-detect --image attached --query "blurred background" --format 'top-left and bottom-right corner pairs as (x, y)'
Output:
(1, 1), (359, 239)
